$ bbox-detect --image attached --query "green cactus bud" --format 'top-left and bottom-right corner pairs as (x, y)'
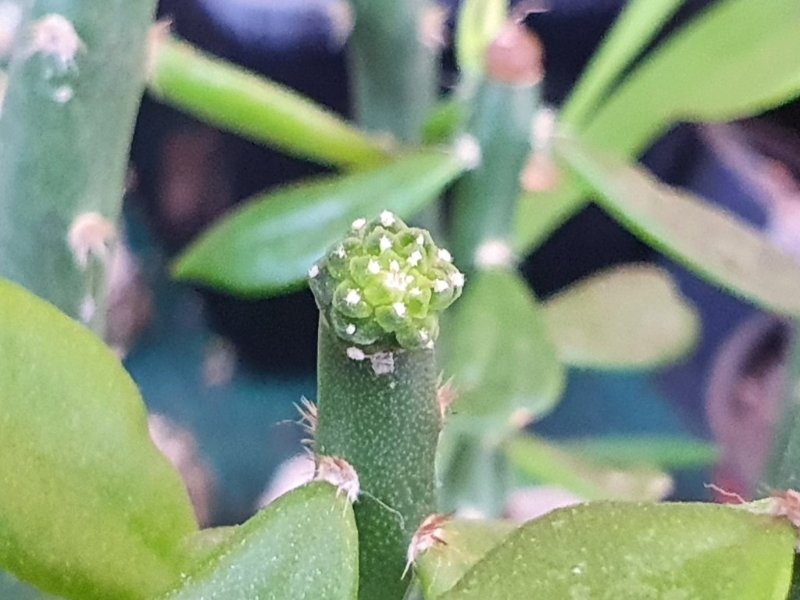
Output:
(309, 211), (464, 351)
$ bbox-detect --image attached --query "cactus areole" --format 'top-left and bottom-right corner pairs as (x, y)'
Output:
(310, 211), (463, 600)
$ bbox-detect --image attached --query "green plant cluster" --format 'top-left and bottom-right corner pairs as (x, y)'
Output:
(309, 211), (464, 350)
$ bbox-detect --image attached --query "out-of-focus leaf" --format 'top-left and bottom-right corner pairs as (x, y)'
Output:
(442, 269), (565, 431)
(174, 150), (466, 296)
(513, 179), (588, 256)
(559, 137), (800, 317)
(583, 0), (800, 157)
(544, 264), (699, 369)
(149, 36), (390, 171)
(505, 435), (672, 502)
(454, 0), (507, 75)
(440, 502), (796, 599)
(416, 519), (517, 599)
(518, 0), (800, 258)
(560, 436), (718, 470)
(0, 279), (197, 600)
(561, 0), (686, 127)
(160, 483), (358, 600)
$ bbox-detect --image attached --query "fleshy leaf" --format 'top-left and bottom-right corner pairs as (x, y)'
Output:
(559, 137), (800, 317)
(416, 519), (517, 599)
(174, 150), (466, 296)
(441, 502), (796, 599)
(0, 279), (196, 600)
(544, 264), (699, 369)
(160, 483), (358, 600)
(442, 269), (565, 430)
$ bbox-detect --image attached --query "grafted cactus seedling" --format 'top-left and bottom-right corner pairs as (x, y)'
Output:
(309, 211), (463, 600)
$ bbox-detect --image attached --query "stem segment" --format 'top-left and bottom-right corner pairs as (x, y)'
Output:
(316, 320), (439, 600)
(309, 213), (463, 600)
(0, 0), (157, 333)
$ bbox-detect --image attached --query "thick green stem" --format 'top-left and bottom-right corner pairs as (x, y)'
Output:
(148, 35), (392, 171)
(348, 0), (438, 144)
(0, 0), (157, 333)
(450, 23), (541, 272)
(309, 213), (463, 600)
(348, 0), (441, 234)
(316, 320), (439, 600)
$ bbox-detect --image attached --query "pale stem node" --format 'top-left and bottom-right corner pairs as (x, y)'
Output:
(67, 212), (117, 269)
(418, 5), (449, 50)
(474, 239), (513, 269)
(453, 134), (482, 171)
(315, 455), (361, 505)
(404, 513), (450, 578)
(27, 14), (85, 69)
(326, 0), (354, 48)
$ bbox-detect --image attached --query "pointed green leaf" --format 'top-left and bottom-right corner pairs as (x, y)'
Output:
(442, 269), (565, 430)
(441, 502), (796, 599)
(544, 264), (699, 369)
(416, 519), (517, 599)
(559, 436), (718, 471)
(505, 435), (672, 502)
(559, 137), (800, 317)
(583, 0), (800, 157)
(0, 279), (197, 600)
(149, 36), (390, 171)
(561, 0), (686, 127)
(174, 150), (466, 296)
(161, 483), (358, 600)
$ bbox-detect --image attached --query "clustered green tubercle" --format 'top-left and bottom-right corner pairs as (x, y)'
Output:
(308, 210), (465, 351)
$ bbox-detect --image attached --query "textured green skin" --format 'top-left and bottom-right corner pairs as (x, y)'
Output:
(349, 0), (437, 144)
(0, 0), (157, 333)
(316, 318), (440, 600)
(451, 79), (538, 270)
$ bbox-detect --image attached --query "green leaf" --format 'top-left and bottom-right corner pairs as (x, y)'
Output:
(173, 150), (466, 296)
(544, 264), (699, 369)
(560, 0), (686, 127)
(505, 435), (672, 502)
(0, 279), (197, 600)
(559, 137), (800, 317)
(161, 483), (359, 600)
(416, 519), (517, 599)
(441, 502), (796, 599)
(582, 0), (800, 157)
(559, 436), (718, 471)
(149, 36), (390, 171)
(455, 0), (507, 75)
(442, 269), (565, 430)
(513, 179), (588, 256)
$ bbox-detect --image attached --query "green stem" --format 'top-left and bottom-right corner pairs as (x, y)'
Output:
(148, 35), (391, 171)
(316, 320), (439, 600)
(309, 213), (463, 600)
(0, 0), (157, 334)
(347, 0), (441, 234)
(348, 0), (438, 144)
(450, 23), (541, 272)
